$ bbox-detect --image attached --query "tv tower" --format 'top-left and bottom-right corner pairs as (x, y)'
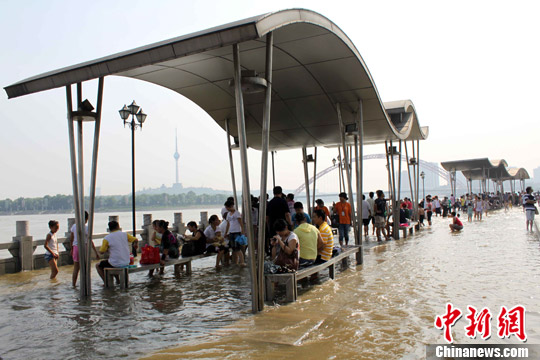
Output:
(173, 128), (180, 184)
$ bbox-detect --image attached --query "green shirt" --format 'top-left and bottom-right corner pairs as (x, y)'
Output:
(293, 223), (319, 261)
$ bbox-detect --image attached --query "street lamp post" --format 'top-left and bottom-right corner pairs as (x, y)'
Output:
(337, 155), (344, 193)
(420, 171), (425, 204)
(119, 101), (147, 257)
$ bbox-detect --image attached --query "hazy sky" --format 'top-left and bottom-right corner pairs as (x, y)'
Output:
(1, 0), (539, 199)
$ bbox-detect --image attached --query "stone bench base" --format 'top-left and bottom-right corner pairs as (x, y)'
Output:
(264, 245), (360, 302)
(104, 254), (209, 288)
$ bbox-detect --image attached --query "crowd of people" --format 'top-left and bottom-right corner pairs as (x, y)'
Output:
(43, 185), (539, 281)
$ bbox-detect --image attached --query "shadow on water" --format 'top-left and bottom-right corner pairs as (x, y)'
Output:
(1, 208), (540, 360)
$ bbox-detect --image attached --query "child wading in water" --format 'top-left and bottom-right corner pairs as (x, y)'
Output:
(70, 211), (99, 286)
(224, 200), (246, 267)
(449, 211), (463, 232)
(418, 204), (425, 226)
(44, 220), (60, 279)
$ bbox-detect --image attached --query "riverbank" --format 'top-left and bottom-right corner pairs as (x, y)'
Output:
(0, 204), (226, 217)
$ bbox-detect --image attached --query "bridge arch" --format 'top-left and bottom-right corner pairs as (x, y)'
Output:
(294, 154), (458, 195)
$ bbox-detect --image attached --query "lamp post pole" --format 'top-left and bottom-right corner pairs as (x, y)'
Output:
(420, 171), (425, 203)
(332, 158), (338, 193)
(119, 101), (147, 257)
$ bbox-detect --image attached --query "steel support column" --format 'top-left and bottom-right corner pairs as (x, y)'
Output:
(271, 151), (276, 188)
(354, 100), (364, 264)
(389, 140), (398, 239)
(416, 140), (421, 203)
(312, 147), (317, 212)
(337, 147), (343, 193)
(75, 84), (88, 294)
(385, 141), (392, 200)
(225, 119), (239, 210)
(411, 141), (418, 219)
(77, 124), (89, 289)
(66, 80), (104, 299)
(336, 103), (358, 245)
(354, 134), (361, 233)
(404, 141), (415, 220)
(397, 140), (402, 206)
(256, 32), (273, 312)
(66, 87), (81, 265)
(232, 44), (257, 313)
(67, 85), (87, 299)
(302, 147), (312, 216)
(338, 146), (346, 193)
(86, 77), (104, 284)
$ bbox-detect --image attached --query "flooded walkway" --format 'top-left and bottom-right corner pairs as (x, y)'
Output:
(1, 209), (539, 359)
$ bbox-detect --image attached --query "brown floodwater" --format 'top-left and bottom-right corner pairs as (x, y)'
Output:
(1, 208), (539, 359)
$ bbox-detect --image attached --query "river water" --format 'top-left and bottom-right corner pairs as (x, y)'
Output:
(0, 208), (539, 359)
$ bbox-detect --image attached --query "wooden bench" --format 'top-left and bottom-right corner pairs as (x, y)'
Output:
(264, 245), (360, 302)
(104, 254), (208, 288)
(398, 222), (419, 238)
(398, 224), (414, 238)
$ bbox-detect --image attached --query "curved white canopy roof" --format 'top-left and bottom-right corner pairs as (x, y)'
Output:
(4, 9), (428, 150)
(442, 158), (528, 181)
(505, 167), (530, 180)
(441, 158), (508, 172)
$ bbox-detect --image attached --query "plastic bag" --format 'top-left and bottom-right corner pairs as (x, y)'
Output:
(140, 245), (160, 264)
(235, 234), (248, 246)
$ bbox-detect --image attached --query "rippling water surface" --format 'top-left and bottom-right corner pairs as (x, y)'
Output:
(1, 208), (539, 359)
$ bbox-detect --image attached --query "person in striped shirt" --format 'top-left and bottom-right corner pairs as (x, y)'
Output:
(313, 209), (333, 264)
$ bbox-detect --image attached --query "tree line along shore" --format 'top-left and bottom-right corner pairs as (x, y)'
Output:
(0, 192), (229, 215)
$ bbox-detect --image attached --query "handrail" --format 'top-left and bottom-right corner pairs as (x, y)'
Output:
(0, 210), (209, 274)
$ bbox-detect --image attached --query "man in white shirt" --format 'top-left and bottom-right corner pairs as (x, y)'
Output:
(96, 220), (138, 284)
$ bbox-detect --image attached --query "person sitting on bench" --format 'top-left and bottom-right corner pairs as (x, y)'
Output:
(270, 219), (299, 272)
(312, 209), (333, 264)
(293, 213), (323, 267)
(183, 221), (207, 256)
(150, 220), (180, 276)
(96, 220), (138, 284)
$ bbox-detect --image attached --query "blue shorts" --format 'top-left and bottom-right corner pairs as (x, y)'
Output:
(44, 253), (56, 262)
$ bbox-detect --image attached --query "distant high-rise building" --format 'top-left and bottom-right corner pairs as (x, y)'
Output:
(423, 162), (440, 190)
(534, 166), (540, 182)
(399, 161), (440, 193)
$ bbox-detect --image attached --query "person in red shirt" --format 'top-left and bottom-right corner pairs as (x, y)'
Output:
(405, 197), (413, 210)
(333, 192), (352, 246)
(449, 211), (463, 232)
(314, 199), (331, 225)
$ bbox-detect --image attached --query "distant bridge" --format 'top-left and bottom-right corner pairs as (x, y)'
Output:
(294, 154), (463, 195)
